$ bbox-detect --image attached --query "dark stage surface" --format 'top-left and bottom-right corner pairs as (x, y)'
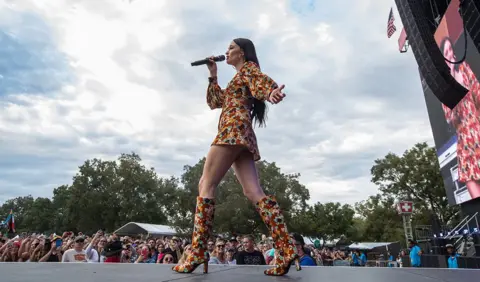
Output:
(0, 263), (478, 282)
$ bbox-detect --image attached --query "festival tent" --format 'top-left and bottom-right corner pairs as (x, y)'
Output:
(304, 236), (351, 249)
(348, 242), (401, 257)
(348, 242), (392, 249)
(114, 222), (177, 237)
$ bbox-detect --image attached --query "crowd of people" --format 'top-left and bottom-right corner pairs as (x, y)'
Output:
(1, 229), (466, 270)
(0, 230), (403, 267)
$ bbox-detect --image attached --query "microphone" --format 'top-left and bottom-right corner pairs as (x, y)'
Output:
(191, 55), (225, 66)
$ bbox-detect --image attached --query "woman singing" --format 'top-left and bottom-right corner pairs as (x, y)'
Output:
(440, 36), (480, 200)
(172, 38), (300, 276)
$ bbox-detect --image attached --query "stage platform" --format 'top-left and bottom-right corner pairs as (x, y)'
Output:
(1, 263), (478, 282)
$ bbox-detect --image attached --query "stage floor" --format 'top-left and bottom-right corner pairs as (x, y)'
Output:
(0, 263), (478, 282)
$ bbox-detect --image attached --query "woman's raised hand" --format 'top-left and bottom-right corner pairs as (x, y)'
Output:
(207, 56), (218, 77)
(268, 84), (286, 104)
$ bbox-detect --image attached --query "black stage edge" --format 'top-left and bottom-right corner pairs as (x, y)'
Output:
(0, 263), (479, 282)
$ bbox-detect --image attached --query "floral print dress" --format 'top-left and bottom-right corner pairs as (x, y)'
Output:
(442, 63), (480, 182)
(207, 61), (278, 161)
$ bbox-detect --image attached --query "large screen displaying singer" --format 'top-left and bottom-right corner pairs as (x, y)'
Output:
(422, 0), (480, 205)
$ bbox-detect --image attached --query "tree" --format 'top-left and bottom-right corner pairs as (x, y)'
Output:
(354, 194), (404, 244)
(0, 196), (35, 233)
(0, 153), (180, 235)
(0, 196), (55, 233)
(169, 159), (310, 237)
(370, 142), (459, 227)
(49, 153), (176, 233)
(295, 202), (355, 241)
(51, 185), (73, 232)
(23, 197), (55, 233)
(4, 143), (458, 242)
(348, 217), (367, 242)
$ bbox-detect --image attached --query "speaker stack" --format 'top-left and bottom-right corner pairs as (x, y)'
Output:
(472, 233), (480, 256)
(394, 0), (469, 109)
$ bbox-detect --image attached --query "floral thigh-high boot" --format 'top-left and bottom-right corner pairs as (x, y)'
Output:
(172, 197), (215, 274)
(256, 195), (301, 276)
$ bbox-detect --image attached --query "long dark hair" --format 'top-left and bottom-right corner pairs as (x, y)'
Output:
(233, 38), (267, 127)
(439, 37), (460, 72)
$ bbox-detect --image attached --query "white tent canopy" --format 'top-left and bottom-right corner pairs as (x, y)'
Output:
(114, 222), (177, 236)
(348, 242), (392, 250)
(304, 237), (341, 246)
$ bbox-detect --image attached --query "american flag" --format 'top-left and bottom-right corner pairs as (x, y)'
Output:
(387, 8), (397, 38)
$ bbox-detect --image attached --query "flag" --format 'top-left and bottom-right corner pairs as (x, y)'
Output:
(5, 209), (15, 233)
(387, 7), (397, 38)
(398, 27), (408, 52)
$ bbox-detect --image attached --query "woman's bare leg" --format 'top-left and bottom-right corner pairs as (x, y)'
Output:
(199, 145), (245, 198)
(172, 145), (244, 274)
(233, 151), (300, 276)
(231, 151), (266, 203)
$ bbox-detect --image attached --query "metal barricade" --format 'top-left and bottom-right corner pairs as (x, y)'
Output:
(365, 260), (400, 267)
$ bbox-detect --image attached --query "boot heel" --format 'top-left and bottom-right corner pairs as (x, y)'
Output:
(203, 260), (209, 274)
(295, 258), (301, 271)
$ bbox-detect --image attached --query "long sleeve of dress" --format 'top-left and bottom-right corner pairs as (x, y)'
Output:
(206, 77), (225, 109)
(240, 61), (278, 101)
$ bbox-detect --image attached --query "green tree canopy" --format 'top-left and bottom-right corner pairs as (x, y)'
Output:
(354, 194), (404, 243)
(0, 153), (176, 235)
(0, 196), (55, 233)
(0, 142), (459, 244)
(293, 202), (355, 241)
(169, 159), (311, 237)
(370, 142), (459, 226)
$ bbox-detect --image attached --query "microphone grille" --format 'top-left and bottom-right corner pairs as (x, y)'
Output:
(217, 55), (226, 61)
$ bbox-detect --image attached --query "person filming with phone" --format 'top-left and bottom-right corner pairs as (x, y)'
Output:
(38, 235), (63, 262)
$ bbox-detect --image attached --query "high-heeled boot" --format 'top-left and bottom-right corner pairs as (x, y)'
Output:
(256, 195), (301, 276)
(172, 196), (215, 274)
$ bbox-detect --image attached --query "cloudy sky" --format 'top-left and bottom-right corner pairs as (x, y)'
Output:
(0, 0), (434, 205)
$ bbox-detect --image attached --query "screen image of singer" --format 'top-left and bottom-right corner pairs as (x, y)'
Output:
(420, 0), (480, 206)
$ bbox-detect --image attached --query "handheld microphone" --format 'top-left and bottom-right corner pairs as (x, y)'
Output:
(191, 55), (225, 66)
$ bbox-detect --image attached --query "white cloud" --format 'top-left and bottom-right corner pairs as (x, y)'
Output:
(0, 0), (433, 205)
(314, 23), (334, 45)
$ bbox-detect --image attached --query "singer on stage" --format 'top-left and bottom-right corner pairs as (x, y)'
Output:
(172, 38), (300, 276)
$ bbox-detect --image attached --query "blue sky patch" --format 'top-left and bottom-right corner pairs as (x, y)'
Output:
(0, 11), (73, 97)
(290, 0), (316, 15)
